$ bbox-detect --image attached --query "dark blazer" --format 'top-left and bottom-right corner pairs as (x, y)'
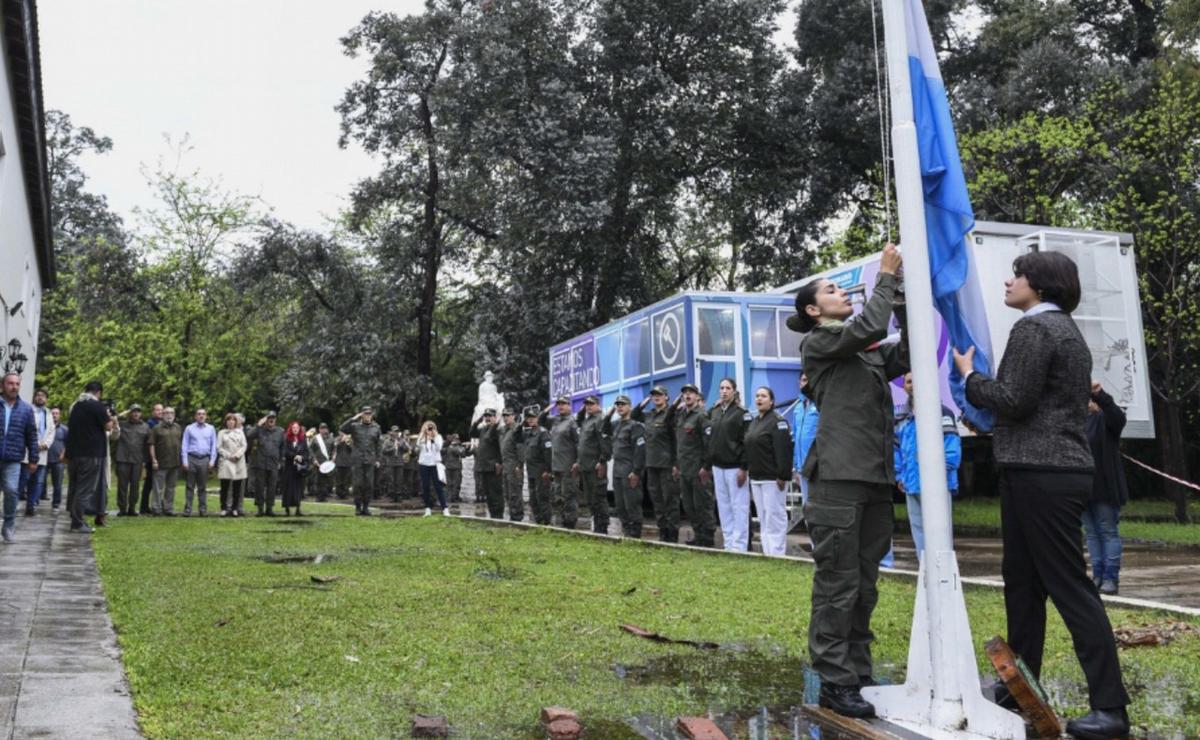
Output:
(799, 272), (908, 485)
(966, 309), (1094, 471)
(1086, 389), (1128, 506)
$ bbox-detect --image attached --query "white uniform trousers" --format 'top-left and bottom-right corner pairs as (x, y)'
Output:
(712, 465), (750, 551)
(751, 479), (789, 556)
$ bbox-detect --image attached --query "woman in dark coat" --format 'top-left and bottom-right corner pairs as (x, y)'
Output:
(281, 421), (310, 516)
(1083, 382), (1128, 595)
(791, 243), (907, 719)
(953, 251), (1128, 740)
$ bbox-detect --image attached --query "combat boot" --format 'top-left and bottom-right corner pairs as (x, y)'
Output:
(818, 683), (875, 719)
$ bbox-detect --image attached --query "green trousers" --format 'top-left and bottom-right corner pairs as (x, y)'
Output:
(550, 471), (580, 529)
(579, 466), (609, 533)
(527, 473), (552, 525)
(678, 467), (714, 545)
(613, 473), (643, 538)
(804, 479), (894, 687)
(503, 462), (524, 521)
(646, 467), (680, 539)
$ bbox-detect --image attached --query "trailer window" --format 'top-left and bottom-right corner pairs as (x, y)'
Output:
(697, 307), (735, 356)
(750, 309), (778, 357)
(623, 320), (651, 378)
(778, 308), (803, 357)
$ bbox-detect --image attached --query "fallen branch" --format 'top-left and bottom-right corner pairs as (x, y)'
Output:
(619, 624), (719, 650)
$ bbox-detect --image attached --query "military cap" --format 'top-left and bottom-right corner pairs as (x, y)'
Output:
(390, 425), (400, 432)
(615, 394), (632, 405)
(555, 395), (571, 404)
(360, 405), (374, 414)
(650, 385), (668, 396)
(523, 407), (539, 419)
(483, 408), (497, 416)
(266, 410), (277, 418)
(318, 422), (329, 429)
(584, 395), (600, 405)
(680, 383), (700, 394)
(502, 408), (515, 416)
(128, 403), (142, 412)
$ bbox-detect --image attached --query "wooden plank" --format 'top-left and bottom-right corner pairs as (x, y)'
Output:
(800, 705), (928, 740)
(984, 636), (1062, 738)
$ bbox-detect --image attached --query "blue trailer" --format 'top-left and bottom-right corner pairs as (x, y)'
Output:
(548, 292), (805, 412)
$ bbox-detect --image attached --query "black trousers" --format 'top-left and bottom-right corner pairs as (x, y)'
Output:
(1000, 468), (1129, 710)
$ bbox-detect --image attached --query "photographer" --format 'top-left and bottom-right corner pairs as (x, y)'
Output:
(65, 380), (115, 533)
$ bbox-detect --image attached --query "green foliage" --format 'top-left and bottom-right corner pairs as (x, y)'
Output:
(94, 516), (1200, 737)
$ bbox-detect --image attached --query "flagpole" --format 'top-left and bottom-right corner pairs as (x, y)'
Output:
(860, 2), (1025, 738)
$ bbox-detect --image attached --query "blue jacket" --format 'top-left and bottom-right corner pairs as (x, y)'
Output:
(1, 397), (39, 464)
(893, 403), (961, 495)
(793, 400), (820, 474)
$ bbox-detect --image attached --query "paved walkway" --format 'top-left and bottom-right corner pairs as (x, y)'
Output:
(0, 512), (140, 739)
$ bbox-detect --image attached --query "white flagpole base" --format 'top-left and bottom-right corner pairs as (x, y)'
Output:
(862, 553), (1026, 739)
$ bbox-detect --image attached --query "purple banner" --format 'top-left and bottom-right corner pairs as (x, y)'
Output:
(550, 337), (599, 400)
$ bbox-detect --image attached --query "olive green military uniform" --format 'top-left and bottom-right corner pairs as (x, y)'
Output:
(442, 440), (469, 502)
(674, 404), (714, 546)
(576, 407), (612, 533)
(500, 420), (525, 521)
(403, 438), (419, 499)
(381, 433), (405, 501)
(540, 409), (581, 529)
(340, 417), (383, 514)
(334, 435), (353, 499)
(471, 420), (505, 518)
(521, 422), (553, 525)
(800, 271), (908, 689)
(607, 413), (646, 538)
(114, 419), (150, 515)
(632, 399), (680, 542)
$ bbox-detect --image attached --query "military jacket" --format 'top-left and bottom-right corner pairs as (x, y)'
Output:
(442, 442), (469, 470)
(340, 420), (382, 465)
(799, 272), (908, 485)
(245, 425), (285, 471)
(114, 420), (150, 465)
(500, 423), (524, 465)
(707, 402), (750, 469)
(631, 402), (675, 468)
(334, 436), (353, 468)
(541, 412), (579, 473)
(674, 405), (711, 475)
(471, 422), (503, 469)
(575, 410), (612, 467)
(148, 422), (183, 469)
(308, 432), (334, 464)
(381, 436), (406, 467)
(521, 426), (553, 477)
(743, 410), (793, 482)
(607, 417), (645, 482)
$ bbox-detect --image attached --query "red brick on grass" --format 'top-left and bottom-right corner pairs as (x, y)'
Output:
(676, 716), (728, 740)
(546, 718), (583, 739)
(411, 714), (449, 737)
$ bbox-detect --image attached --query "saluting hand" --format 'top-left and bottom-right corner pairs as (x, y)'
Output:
(627, 473), (640, 489)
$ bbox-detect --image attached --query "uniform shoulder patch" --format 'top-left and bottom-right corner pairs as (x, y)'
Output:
(742, 412), (753, 422)
(704, 427), (712, 435)
(636, 437), (645, 446)
(544, 441), (552, 448)
(776, 421), (789, 430)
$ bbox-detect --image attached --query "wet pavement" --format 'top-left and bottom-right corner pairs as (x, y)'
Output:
(0, 511), (140, 739)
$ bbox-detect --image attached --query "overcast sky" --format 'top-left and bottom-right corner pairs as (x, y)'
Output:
(40, 1), (796, 235)
(39, 1), (425, 232)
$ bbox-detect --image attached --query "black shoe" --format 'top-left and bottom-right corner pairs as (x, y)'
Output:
(25, 507), (35, 516)
(1065, 707), (1129, 740)
(859, 675), (878, 688)
(992, 683), (1019, 711)
(818, 682), (876, 719)
(127, 510), (139, 517)
(1099, 579), (1119, 596)
(1092, 574), (1103, 589)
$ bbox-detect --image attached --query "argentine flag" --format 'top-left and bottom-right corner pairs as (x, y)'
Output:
(904, 0), (994, 432)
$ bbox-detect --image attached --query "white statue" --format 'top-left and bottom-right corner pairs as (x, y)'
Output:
(473, 370), (506, 423)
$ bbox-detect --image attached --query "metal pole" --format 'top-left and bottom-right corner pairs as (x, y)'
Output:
(862, 3), (1025, 737)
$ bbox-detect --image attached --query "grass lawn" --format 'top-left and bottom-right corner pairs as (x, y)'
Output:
(92, 514), (1200, 738)
(897, 497), (1200, 547)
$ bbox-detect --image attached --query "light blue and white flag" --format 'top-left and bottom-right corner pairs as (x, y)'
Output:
(904, 0), (994, 431)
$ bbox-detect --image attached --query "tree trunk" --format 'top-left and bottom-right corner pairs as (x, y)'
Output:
(1153, 394), (1191, 523)
(417, 93), (442, 379)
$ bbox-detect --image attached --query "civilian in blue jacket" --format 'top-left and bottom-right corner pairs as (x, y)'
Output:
(791, 373), (820, 507)
(893, 373), (961, 557)
(1, 372), (39, 543)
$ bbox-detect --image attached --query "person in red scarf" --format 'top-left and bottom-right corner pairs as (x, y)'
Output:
(281, 421), (310, 516)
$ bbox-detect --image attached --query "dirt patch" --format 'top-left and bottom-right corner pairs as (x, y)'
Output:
(255, 553), (335, 564)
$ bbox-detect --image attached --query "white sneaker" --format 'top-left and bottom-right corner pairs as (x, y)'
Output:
(424, 508), (432, 517)
(442, 508), (450, 516)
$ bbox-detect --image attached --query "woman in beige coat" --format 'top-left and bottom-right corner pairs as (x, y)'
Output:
(217, 413), (248, 517)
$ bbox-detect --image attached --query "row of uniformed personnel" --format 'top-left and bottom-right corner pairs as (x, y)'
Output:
(467, 381), (794, 548)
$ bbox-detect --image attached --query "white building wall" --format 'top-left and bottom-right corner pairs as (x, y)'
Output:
(0, 24), (45, 399)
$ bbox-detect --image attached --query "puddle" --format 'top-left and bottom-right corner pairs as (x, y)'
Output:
(255, 553), (335, 564)
(274, 519), (316, 526)
(253, 529), (296, 535)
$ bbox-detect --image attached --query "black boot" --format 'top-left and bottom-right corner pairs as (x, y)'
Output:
(818, 682), (876, 719)
(1065, 707), (1129, 740)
